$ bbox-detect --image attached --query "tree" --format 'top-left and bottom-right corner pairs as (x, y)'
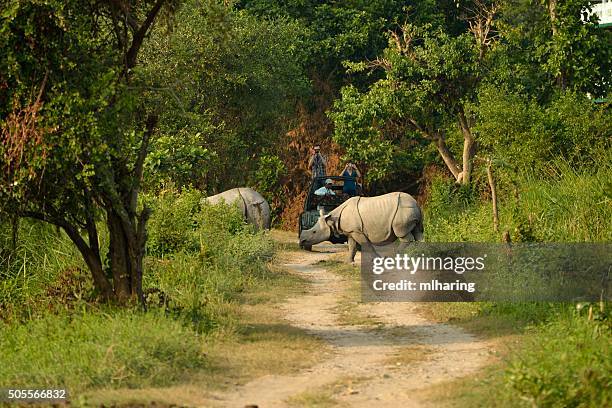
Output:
(139, 4), (310, 191)
(0, 0), (179, 303)
(330, 1), (500, 185)
(492, 0), (611, 98)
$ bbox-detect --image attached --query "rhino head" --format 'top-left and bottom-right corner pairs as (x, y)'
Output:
(299, 209), (336, 246)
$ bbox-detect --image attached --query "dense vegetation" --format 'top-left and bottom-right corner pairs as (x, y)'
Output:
(0, 192), (275, 392)
(1, 0), (610, 404)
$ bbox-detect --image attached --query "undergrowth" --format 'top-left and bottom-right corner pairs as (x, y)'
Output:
(423, 157), (611, 406)
(0, 188), (274, 394)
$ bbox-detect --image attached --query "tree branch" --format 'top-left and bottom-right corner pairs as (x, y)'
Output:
(125, 0), (166, 70)
(458, 108), (476, 184)
(19, 210), (113, 298)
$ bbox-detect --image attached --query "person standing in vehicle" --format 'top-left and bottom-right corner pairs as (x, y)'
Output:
(308, 145), (327, 179)
(340, 162), (361, 196)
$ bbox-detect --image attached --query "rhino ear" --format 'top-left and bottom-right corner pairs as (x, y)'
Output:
(324, 214), (338, 229)
(319, 208), (325, 218)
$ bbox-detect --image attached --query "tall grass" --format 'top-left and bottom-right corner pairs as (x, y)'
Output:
(0, 188), (275, 394)
(423, 155), (611, 406)
(0, 310), (207, 392)
(425, 157), (611, 243)
(0, 221), (89, 320)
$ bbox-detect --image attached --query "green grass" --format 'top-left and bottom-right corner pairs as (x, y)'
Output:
(420, 158), (611, 406)
(0, 310), (207, 392)
(0, 190), (293, 399)
(425, 158), (611, 243)
(507, 316), (611, 407)
(0, 221), (90, 320)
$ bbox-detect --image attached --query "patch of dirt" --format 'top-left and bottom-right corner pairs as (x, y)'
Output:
(208, 242), (493, 407)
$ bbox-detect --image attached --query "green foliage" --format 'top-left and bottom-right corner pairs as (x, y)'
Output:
(0, 0), (186, 300)
(474, 87), (611, 171)
(517, 159), (612, 242)
(425, 157), (612, 243)
(328, 85), (396, 182)
(0, 188), (275, 392)
(198, 200), (248, 237)
(507, 317), (611, 407)
(145, 189), (204, 256)
(254, 154), (286, 196)
(0, 219), (91, 320)
(330, 18), (484, 183)
(237, 0), (420, 75)
(142, 188), (273, 331)
(252, 153), (286, 222)
(144, 130), (217, 190)
(141, 1), (309, 191)
(496, 0), (611, 97)
(0, 311), (207, 392)
(145, 187), (268, 257)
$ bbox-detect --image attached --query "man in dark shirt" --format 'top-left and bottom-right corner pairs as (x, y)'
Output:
(308, 145), (327, 179)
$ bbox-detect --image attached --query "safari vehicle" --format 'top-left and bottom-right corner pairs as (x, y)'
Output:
(298, 176), (363, 250)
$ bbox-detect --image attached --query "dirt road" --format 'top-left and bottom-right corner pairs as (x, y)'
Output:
(210, 243), (492, 407)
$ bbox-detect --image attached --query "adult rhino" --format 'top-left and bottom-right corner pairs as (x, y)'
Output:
(203, 188), (271, 231)
(299, 192), (423, 262)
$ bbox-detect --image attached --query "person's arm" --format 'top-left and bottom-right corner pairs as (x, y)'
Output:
(354, 167), (361, 178)
(308, 155), (315, 168)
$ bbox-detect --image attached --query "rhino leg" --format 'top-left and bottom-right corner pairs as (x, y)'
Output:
(347, 236), (358, 264)
(350, 232), (380, 263)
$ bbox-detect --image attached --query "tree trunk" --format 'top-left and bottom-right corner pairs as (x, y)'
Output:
(486, 159), (499, 232)
(107, 211), (132, 302)
(106, 208), (149, 304)
(458, 110), (476, 185)
(433, 134), (463, 182)
(547, 0), (567, 89)
(61, 221), (114, 300)
(548, 0), (558, 36)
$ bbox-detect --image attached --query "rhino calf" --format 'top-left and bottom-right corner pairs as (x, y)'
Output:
(203, 188), (271, 231)
(299, 192), (424, 262)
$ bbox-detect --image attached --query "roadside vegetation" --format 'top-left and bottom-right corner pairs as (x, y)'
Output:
(0, 193), (322, 401)
(418, 157), (611, 407)
(1, 0), (610, 405)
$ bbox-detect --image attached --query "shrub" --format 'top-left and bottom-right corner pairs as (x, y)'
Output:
(143, 188), (274, 332)
(145, 188), (204, 256)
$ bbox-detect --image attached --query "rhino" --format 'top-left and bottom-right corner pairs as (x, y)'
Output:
(203, 188), (271, 231)
(299, 192), (424, 262)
